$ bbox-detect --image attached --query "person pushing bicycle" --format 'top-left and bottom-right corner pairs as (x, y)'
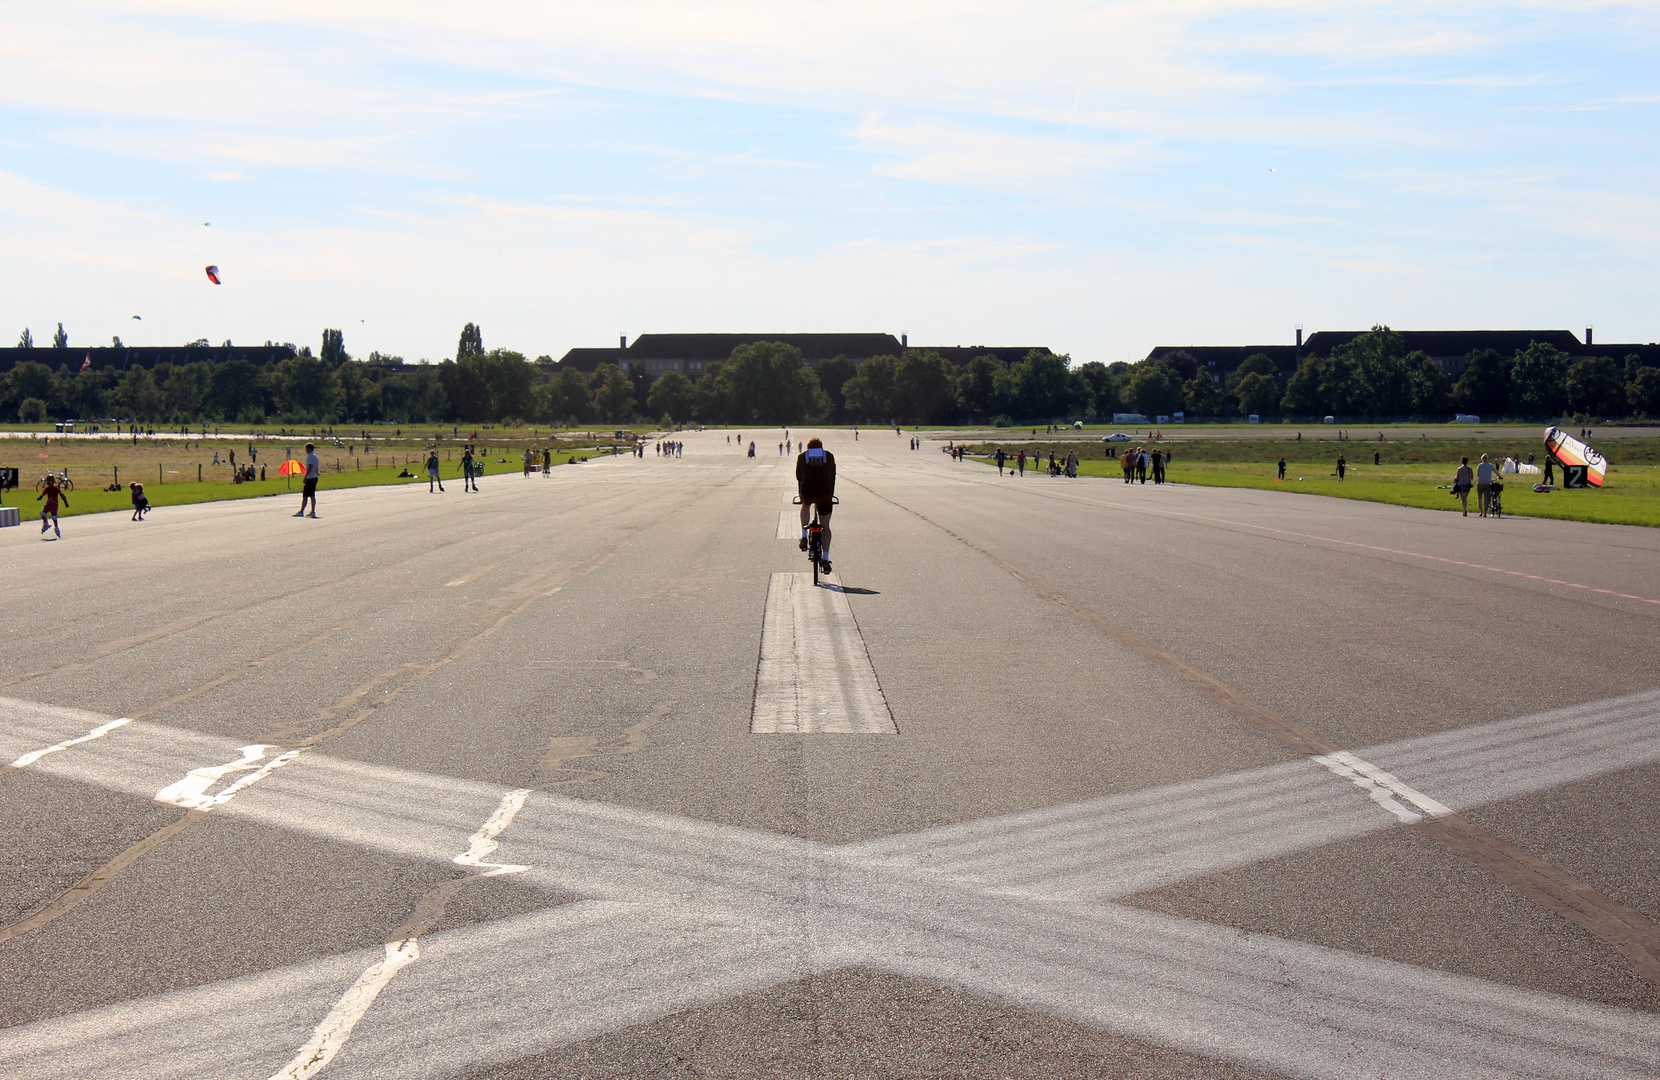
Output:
(796, 437), (836, 572)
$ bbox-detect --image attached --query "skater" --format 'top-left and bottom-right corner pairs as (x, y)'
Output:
(427, 448), (445, 492)
(37, 476), (67, 538)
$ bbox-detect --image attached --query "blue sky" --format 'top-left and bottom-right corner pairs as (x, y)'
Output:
(3, 1), (1658, 365)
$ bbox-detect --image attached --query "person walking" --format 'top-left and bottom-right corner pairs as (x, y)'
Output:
(995, 448), (1007, 475)
(542, 447), (552, 476)
(427, 448), (445, 492)
(295, 443), (320, 517)
(37, 476), (67, 538)
(1066, 448), (1079, 478)
(523, 448), (534, 477)
(1453, 456), (1474, 516)
(1476, 453), (1496, 517)
(1017, 449), (1026, 476)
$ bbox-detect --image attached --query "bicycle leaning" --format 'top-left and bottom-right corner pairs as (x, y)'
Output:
(35, 470), (73, 494)
(792, 494), (838, 585)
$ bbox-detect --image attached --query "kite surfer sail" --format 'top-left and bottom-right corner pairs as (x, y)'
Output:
(1544, 426), (1607, 487)
(205, 265), (221, 285)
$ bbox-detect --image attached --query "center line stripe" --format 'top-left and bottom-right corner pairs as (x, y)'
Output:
(752, 572), (895, 734)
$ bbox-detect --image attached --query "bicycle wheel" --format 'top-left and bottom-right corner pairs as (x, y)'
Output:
(59, 477), (73, 492)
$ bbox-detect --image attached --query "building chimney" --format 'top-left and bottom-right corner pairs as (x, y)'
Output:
(901, 333), (908, 348)
(1295, 324), (1303, 348)
(620, 335), (627, 349)
(1586, 326), (1593, 346)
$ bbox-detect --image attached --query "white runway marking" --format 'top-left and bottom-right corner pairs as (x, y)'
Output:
(752, 573), (895, 734)
(155, 745), (305, 810)
(7, 691), (1660, 1078)
(9, 717), (129, 767)
(776, 510), (795, 540)
(1313, 749), (1451, 823)
(270, 789), (533, 1080)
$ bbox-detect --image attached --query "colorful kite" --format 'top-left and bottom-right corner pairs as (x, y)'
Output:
(1544, 426), (1607, 487)
(205, 265), (221, 285)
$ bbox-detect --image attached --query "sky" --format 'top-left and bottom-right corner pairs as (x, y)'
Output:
(2, 1), (1658, 366)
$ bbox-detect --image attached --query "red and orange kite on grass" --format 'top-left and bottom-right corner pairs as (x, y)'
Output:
(1544, 427), (1607, 487)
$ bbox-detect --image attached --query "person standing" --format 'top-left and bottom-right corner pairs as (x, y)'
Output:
(1336, 454), (1347, 482)
(1543, 456), (1555, 485)
(1453, 456), (1474, 516)
(1277, 456), (1286, 480)
(1476, 453), (1496, 517)
(542, 447), (552, 476)
(1066, 448), (1079, 478)
(296, 443), (320, 517)
(37, 476), (66, 538)
(427, 448), (445, 493)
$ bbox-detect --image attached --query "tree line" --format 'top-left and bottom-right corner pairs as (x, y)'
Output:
(11, 322), (1654, 427)
(1163, 326), (1660, 421)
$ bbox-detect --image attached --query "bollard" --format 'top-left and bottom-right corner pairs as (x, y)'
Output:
(198, 463), (202, 482)
(159, 463), (162, 484)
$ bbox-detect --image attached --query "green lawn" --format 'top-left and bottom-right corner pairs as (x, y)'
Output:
(970, 450), (1660, 527)
(7, 457), (601, 520)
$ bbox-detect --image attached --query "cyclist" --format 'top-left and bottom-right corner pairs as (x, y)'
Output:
(795, 437), (836, 573)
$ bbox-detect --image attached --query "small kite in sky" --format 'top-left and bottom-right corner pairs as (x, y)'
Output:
(131, 315), (142, 320)
(205, 265), (222, 285)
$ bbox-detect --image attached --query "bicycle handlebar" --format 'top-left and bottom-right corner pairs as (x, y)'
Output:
(790, 495), (839, 504)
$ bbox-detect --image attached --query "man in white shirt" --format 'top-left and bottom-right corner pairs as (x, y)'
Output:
(1475, 453), (1496, 518)
(295, 443), (321, 518)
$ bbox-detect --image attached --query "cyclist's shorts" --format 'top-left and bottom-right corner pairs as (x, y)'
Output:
(801, 494), (834, 515)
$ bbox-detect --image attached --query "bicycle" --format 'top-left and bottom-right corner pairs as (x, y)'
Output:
(1489, 480), (1504, 519)
(792, 494), (838, 585)
(35, 471), (73, 494)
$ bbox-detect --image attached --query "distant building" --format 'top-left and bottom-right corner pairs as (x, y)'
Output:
(1147, 328), (1660, 383)
(557, 334), (1051, 377)
(0, 344), (298, 374)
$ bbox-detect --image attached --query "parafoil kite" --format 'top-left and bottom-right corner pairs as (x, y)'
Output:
(205, 265), (221, 285)
(1544, 426), (1607, 487)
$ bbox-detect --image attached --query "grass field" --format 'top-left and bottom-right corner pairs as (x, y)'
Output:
(0, 434), (625, 520)
(965, 436), (1660, 528)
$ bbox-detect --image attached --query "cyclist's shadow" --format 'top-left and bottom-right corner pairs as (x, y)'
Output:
(822, 583), (878, 595)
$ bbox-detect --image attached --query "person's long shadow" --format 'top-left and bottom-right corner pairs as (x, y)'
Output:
(822, 583), (878, 595)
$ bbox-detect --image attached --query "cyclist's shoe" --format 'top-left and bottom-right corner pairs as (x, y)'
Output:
(820, 559), (832, 575)
(799, 537), (808, 551)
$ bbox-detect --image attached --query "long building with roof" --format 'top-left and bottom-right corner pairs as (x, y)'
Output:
(557, 334), (1051, 377)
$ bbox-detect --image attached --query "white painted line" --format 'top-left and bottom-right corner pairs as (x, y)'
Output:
(752, 572), (895, 734)
(9, 717), (130, 767)
(270, 788), (535, 1080)
(776, 511), (796, 540)
(155, 745), (305, 810)
(1312, 750), (1451, 822)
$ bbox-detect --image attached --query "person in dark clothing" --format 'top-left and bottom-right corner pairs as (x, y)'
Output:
(1277, 457), (1286, 479)
(795, 438), (837, 571)
(1337, 455), (1347, 481)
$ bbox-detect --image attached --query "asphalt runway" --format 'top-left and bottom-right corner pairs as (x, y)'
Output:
(1, 428), (1658, 1079)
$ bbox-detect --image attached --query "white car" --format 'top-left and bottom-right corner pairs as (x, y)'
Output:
(1101, 432), (1132, 442)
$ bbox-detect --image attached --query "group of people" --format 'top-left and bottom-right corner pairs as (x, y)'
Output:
(656, 441), (683, 457)
(1119, 446), (1165, 484)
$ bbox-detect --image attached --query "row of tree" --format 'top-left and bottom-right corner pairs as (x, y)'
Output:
(1170, 327), (1660, 420)
(10, 323), (1658, 425)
